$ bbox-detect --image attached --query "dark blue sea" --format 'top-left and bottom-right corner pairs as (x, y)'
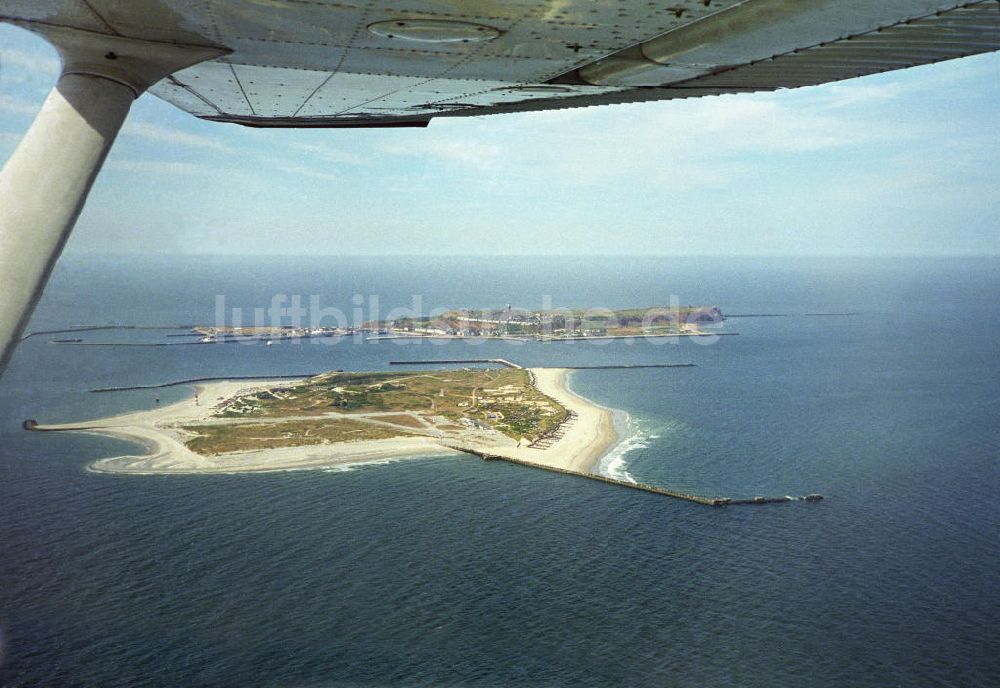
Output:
(1, 255), (997, 687)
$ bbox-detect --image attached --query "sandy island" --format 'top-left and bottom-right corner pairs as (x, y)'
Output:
(35, 369), (620, 477)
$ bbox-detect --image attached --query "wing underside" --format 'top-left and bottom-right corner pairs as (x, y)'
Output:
(2, 0), (999, 127)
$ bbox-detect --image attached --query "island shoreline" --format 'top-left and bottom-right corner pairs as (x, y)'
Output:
(31, 370), (624, 477)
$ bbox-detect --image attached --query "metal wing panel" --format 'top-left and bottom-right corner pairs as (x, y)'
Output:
(0, 0), (114, 32)
(292, 73), (501, 117)
(288, 71), (423, 117)
(3, 0), (999, 127)
(230, 64), (335, 117)
(668, 3), (1000, 93)
(62, 0), (218, 44)
(135, 0), (743, 124)
(164, 61), (255, 116)
(152, 75), (222, 117)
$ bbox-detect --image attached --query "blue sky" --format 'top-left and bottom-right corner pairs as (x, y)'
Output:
(1, 23), (998, 256)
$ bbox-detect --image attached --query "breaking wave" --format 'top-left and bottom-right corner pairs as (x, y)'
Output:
(597, 412), (652, 484)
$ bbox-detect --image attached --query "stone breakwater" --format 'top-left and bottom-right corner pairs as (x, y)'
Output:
(451, 445), (823, 508)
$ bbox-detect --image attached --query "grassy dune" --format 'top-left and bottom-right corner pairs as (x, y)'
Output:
(185, 368), (567, 454)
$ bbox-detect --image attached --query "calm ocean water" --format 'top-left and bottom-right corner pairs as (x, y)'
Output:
(1, 255), (997, 687)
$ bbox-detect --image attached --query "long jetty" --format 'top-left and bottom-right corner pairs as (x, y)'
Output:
(389, 358), (525, 369)
(541, 332), (739, 341)
(446, 445), (822, 508)
(21, 324), (196, 340)
(51, 341), (236, 347)
(89, 373), (321, 393)
(562, 364), (695, 370)
(725, 313), (861, 318)
(88, 362), (694, 392)
(388, 360), (695, 371)
(49, 336), (293, 347)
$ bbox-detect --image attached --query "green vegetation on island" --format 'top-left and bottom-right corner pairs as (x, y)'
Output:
(368, 304), (724, 338)
(181, 368), (568, 455)
(192, 305), (724, 342)
(183, 418), (406, 455)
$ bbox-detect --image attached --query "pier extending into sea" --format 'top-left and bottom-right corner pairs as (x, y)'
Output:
(88, 373), (323, 393)
(447, 444), (822, 508)
(388, 359), (695, 370)
(389, 358), (524, 369)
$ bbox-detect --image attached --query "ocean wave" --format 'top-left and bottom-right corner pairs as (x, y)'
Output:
(321, 454), (450, 473)
(598, 413), (651, 484)
(322, 459), (399, 473)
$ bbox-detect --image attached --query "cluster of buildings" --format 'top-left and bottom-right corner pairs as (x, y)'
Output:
(360, 304), (725, 339)
(216, 396), (262, 416)
(214, 388), (293, 416)
(196, 326), (350, 343)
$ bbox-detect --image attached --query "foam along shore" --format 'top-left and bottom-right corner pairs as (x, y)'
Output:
(33, 370), (620, 476)
(455, 368), (619, 474)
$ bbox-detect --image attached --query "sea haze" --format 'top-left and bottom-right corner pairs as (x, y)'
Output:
(1, 255), (998, 687)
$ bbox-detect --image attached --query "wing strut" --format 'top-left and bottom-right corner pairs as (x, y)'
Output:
(0, 24), (225, 375)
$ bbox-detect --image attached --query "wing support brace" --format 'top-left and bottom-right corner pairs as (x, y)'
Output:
(0, 24), (225, 375)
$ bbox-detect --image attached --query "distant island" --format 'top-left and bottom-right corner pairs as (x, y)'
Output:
(194, 304), (726, 343)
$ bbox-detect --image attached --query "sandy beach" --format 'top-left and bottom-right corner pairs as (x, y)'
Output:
(453, 368), (619, 474)
(34, 369), (620, 477)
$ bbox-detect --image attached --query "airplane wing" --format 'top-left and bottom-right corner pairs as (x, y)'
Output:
(3, 1), (998, 128)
